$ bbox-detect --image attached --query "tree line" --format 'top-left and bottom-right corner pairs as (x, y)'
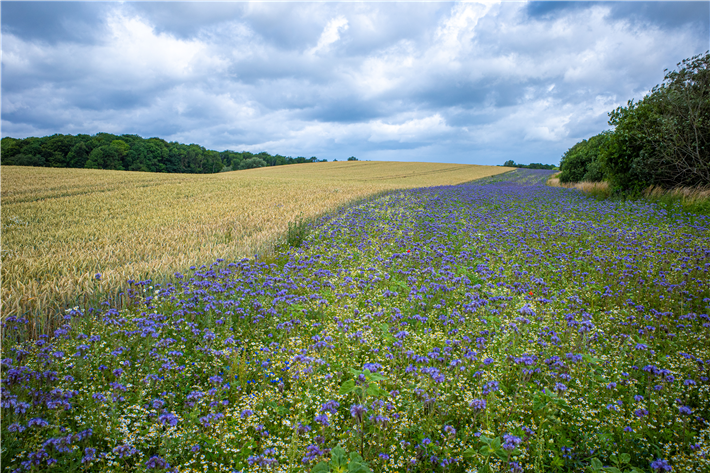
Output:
(502, 160), (556, 170)
(559, 52), (709, 194)
(0, 133), (327, 174)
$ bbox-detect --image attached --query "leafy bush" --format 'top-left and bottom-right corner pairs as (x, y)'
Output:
(558, 132), (609, 183)
(600, 52), (710, 193)
(238, 157), (267, 170)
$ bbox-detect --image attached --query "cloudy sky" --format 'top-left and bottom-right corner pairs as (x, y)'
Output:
(2, 1), (708, 165)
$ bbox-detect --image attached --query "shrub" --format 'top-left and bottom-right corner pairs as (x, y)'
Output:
(601, 52), (710, 193)
(559, 132), (609, 183)
(238, 157), (267, 170)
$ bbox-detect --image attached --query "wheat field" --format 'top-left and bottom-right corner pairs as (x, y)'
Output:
(1, 162), (510, 337)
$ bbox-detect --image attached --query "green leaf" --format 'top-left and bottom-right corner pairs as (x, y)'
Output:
(331, 446), (347, 468)
(339, 379), (356, 395)
(620, 453), (630, 464)
(366, 372), (386, 382)
(348, 462), (371, 473)
(462, 448), (476, 459)
(591, 458), (604, 472)
(494, 449), (508, 461)
(311, 462), (331, 473)
(348, 453), (372, 473)
(366, 384), (389, 398)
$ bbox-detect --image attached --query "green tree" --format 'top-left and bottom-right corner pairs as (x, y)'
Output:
(239, 157), (267, 170)
(12, 153), (46, 167)
(85, 145), (123, 170)
(600, 51), (710, 192)
(559, 132), (609, 183)
(45, 134), (74, 167)
(67, 142), (90, 168)
(1, 137), (21, 164)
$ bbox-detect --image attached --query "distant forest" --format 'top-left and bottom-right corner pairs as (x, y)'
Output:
(502, 160), (557, 170)
(0, 133), (326, 174)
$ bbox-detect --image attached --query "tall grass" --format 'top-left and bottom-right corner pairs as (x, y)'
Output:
(547, 173), (710, 213)
(1, 162), (507, 340)
(546, 173), (611, 199)
(644, 184), (710, 215)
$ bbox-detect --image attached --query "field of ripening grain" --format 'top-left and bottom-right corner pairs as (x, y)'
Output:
(2, 169), (709, 473)
(0, 162), (510, 337)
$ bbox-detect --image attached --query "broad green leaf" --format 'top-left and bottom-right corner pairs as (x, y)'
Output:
(591, 458), (604, 471)
(339, 379), (356, 395)
(462, 448), (476, 459)
(331, 446), (347, 468)
(366, 372), (386, 382)
(620, 453), (630, 464)
(311, 462), (330, 473)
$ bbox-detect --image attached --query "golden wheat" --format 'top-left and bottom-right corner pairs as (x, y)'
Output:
(547, 173), (610, 194)
(1, 162), (507, 337)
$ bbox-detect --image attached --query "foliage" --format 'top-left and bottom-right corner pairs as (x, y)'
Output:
(348, 156), (359, 161)
(285, 217), (310, 249)
(558, 132), (610, 183)
(312, 446), (372, 473)
(2, 170), (708, 472)
(600, 52), (710, 193)
(502, 160), (556, 170)
(239, 157), (268, 170)
(0, 133), (327, 174)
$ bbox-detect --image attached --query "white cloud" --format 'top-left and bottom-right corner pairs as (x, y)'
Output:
(368, 114), (449, 143)
(2, 1), (708, 165)
(307, 15), (349, 56)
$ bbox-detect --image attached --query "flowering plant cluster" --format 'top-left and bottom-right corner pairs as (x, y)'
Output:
(2, 169), (709, 472)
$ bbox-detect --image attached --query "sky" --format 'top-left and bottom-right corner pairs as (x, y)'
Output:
(2, 1), (709, 165)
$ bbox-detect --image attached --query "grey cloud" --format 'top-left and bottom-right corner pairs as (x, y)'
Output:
(1, 1), (110, 45)
(299, 98), (387, 124)
(2, 2), (709, 166)
(526, 1), (710, 34)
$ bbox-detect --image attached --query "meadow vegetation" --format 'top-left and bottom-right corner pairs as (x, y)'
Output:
(0, 162), (510, 338)
(2, 169), (708, 473)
